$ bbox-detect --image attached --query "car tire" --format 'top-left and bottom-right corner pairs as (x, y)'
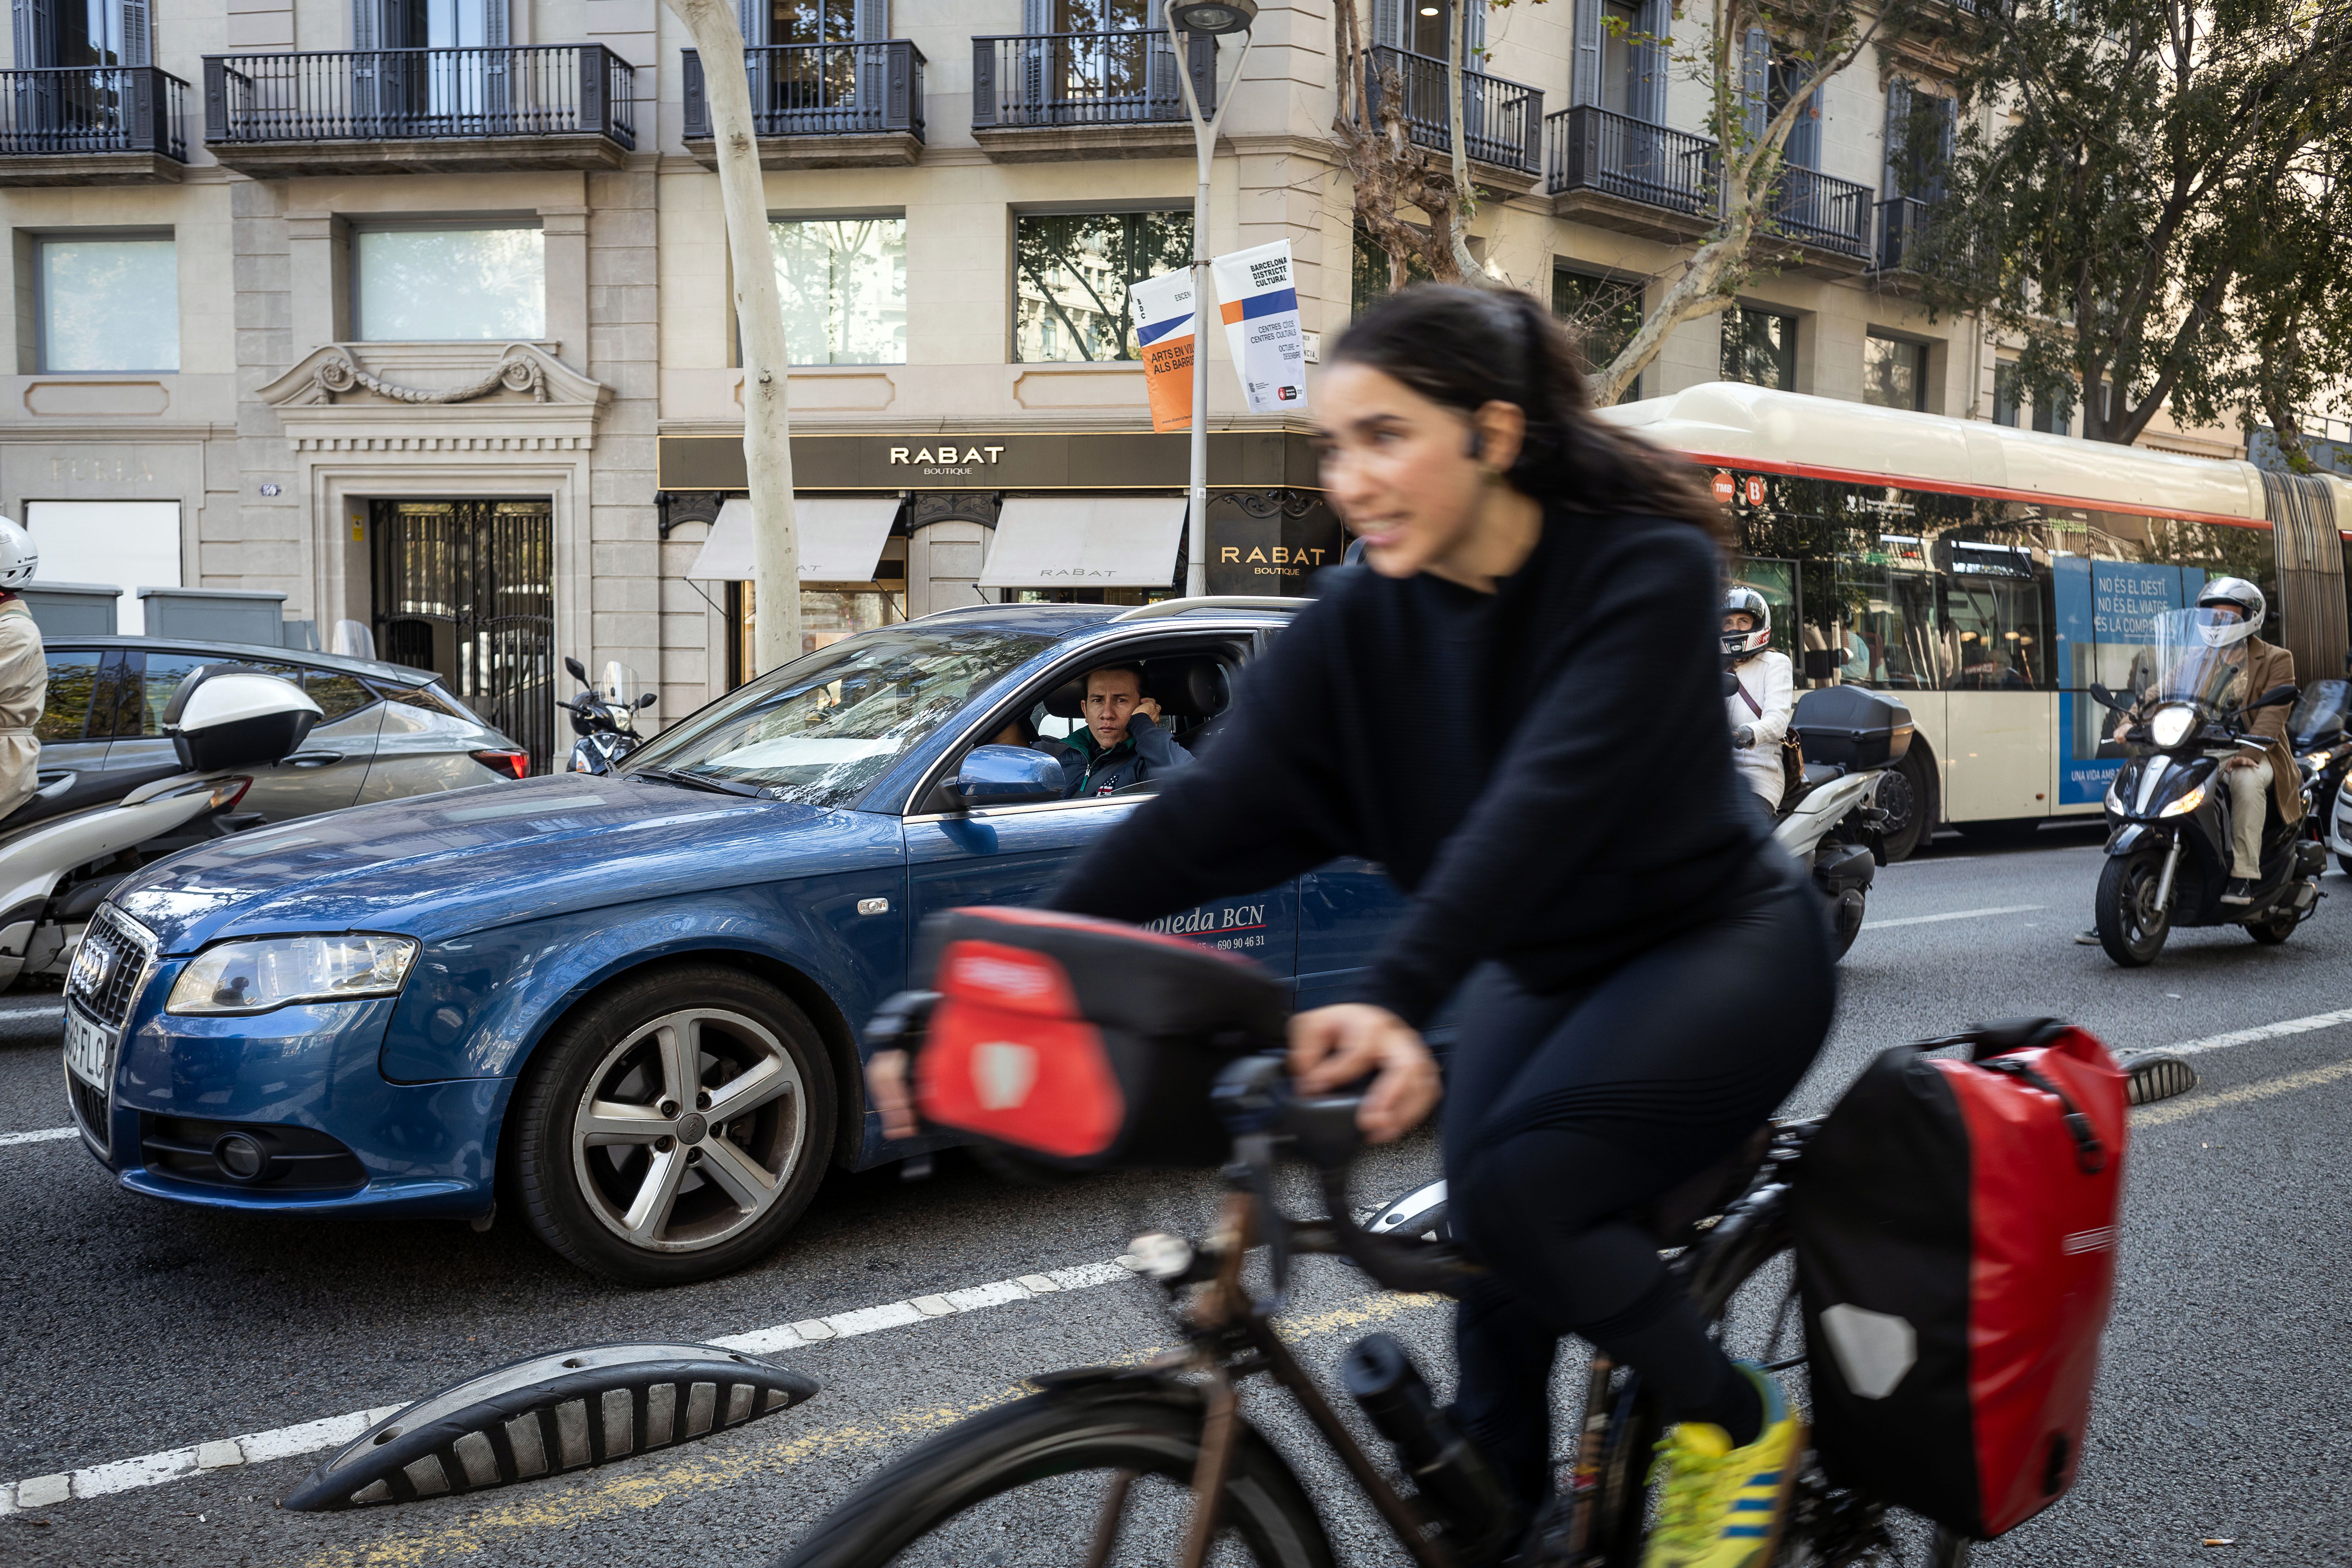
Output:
(511, 964), (836, 1285)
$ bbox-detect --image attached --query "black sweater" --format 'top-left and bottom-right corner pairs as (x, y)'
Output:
(1049, 506), (1774, 1028)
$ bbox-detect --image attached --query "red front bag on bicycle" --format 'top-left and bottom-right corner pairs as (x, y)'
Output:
(1791, 1020), (2128, 1540)
(906, 907), (1287, 1170)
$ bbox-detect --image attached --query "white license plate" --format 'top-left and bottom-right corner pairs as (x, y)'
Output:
(63, 1010), (114, 1090)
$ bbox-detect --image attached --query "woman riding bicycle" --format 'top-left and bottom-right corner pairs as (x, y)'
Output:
(878, 285), (1837, 1566)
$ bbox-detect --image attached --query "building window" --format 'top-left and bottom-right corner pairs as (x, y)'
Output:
(773, 0), (858, 43)
(1863, 331), (1928, 411)
(1992, 360), (2020, 427)
(1553, 267), (1644, 401)
(1721, 306), (1796, 390)
(353, 225), (545, 342)
(2031, 386), (2072, 437)
(37, 234), (177, 373)
(1013, 210), (1190, 363)
(772, 217), (906, 365)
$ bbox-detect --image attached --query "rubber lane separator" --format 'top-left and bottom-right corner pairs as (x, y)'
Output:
(0, 1257), (1143, 1513)
(0, 1125), (75, 1148)
(1863, 904), (2043, 929)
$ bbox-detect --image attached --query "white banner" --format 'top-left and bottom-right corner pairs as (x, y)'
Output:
(1210, 240), (1310, 415)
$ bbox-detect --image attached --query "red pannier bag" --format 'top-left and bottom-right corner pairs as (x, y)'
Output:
(1790, 1019), (2128, 1540)
(905, 907), (1287, 1171)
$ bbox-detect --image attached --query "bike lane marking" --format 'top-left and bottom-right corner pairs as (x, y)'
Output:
(1860, 903), (2043, 928)
(13, 1005), (2352, 1511)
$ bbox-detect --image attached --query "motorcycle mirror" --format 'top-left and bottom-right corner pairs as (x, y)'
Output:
(280, 1342), (817, 1512)
(2089, 682), (2124, 712)
(636, 692), (659, 710)
(2250, 683), (2300, 710)
(564, 656), (589, 683)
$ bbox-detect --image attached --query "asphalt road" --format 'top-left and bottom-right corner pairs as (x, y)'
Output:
(3, 825), (2349, 1566)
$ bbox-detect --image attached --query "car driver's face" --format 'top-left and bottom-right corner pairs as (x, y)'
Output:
(1083, 674), (1145, 748)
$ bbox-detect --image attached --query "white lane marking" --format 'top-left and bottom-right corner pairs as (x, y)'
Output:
(2160, 1006), (2352, 1058)
(0, 1259), (1140, 1514)
(1865, 903), (2043, 928)
(0, 1125), (75, 1148)
(18, 994), (2352, 1512)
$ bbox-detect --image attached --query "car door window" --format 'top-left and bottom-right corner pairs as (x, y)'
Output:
(302, 670), (378, 722)
(117, 652), (211, 736)
(37, 651), (104, 741)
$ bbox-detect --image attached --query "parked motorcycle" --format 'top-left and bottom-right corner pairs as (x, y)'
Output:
(2088, 608), (2322, 966)
(562, 657), (657, 774)
(1777, 685), (1914, 958)
(2283, 676), (2352, 875)
(0, 665), (322, 991)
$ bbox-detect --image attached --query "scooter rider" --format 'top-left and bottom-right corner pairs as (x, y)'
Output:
(0, 520), (44, 820)
(1722, 588), (1794, 811)
(2112, 579), (2298, 905)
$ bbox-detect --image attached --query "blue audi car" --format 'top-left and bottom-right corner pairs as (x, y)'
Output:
(62, 601), (1413, 1283)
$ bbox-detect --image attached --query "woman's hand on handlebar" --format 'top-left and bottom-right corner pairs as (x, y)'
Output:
(868, 1049), (918, 1141)
(1288, 1004), (1439, 1145)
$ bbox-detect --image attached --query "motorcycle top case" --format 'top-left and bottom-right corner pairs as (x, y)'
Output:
(1792, 685), (1914, 771)
(1790, 1022), (2128, 1540)
(910, 907), (1287, 1171)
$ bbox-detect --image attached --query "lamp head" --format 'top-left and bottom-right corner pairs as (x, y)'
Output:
(1170, 0), (1257, 34)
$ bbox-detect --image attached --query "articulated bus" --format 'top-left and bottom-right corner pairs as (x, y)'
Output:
(1601, 383), (2352, 859)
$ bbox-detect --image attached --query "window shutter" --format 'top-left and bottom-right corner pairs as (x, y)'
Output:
(738, 0), (763, 47)
(1742, 26), (1766, 144)
(483, 0), (507, 47)
(1933, 94), (1957, 201)
(12, 0), (52, 69)
(855, 0), (887, 40)
(1022, 0), (1051, 34)
(1882, 79), (1910, 195)
(1372, 0), (1402, 50)
(1633, 0), (1667, 123)
(352, 0), (377, 51)
(1788, 85), (1821, 169)
(1571, 0), (1601, 106)
(120, 0), (150, 65)
(1466, 0), (1485, 56)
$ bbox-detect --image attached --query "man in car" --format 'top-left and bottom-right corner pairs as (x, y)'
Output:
(1041, 663), (1194, 798)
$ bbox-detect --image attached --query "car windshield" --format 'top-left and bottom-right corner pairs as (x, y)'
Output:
(624, 624), (1056, 807)
(2132, 608), (2259, 715)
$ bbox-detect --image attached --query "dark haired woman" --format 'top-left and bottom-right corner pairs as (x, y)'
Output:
(875, 284), (1837, 1566)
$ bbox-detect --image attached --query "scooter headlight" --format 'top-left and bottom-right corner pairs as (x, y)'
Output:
(168, 933), (418, 1015)
(2158, 783), (2207, 819)
(2103, 776), (2122, 812)
(2306, 750), (2333, 770)
(2149, 704), (2196, 749)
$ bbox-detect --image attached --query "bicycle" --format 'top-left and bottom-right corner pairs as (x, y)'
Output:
(773, 1051), (1979, 1568)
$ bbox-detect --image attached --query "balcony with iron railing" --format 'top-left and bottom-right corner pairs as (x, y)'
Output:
(0, 66), (189, 183)
(1362, 45), (1544, 189)
(1545, 104), (1718, 238)
(970, 29), (1213, 161)
(1869, 193), (1933, 280)
(201, 44), (634, 176)
(1762, 164), (1874, 270)
(682, 40), (924, 169)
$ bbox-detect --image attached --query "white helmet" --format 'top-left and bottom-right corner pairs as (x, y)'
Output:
(2195, 577), (2263, 649)
(0, 518), (33, 592)
(1721, 586), (1772, 661)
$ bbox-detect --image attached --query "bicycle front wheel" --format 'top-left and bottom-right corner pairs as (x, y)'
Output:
(773, 1381), (1335, 1568)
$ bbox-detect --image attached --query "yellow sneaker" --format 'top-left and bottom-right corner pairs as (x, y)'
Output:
(1639, 1364), (1803, 1568)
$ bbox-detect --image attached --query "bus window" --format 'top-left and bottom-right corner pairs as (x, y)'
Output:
(1835, 565), (1940, 689)
(1731, 558), (1799, 656)
(1945, 576), (2045, 690)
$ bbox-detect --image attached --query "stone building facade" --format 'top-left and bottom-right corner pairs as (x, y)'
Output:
(0, 0), (2228, 767)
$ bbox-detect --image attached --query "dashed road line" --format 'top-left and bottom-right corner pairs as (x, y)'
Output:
(2131, 1056), (2352, 1129)
(1865, 903), (2044, 928)
(2163, 1005), (2352, 1058)
(0, 1258), (1142, 1515)
(0, 1125), (74, 1148)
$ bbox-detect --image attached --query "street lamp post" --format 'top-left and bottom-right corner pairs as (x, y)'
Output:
(1167, 1), (1257, 599)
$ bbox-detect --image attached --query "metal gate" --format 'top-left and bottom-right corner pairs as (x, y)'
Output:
(372, 499), (556, 773)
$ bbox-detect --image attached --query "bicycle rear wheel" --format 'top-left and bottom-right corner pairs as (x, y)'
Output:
(772, 1381), (1334, 1568)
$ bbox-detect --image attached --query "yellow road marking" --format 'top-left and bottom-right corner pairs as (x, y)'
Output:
(301, 1291), (1444, 1567)
(2131, 1056), (2352, 1130)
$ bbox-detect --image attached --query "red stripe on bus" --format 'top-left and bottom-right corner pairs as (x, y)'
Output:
(1668, 448), (2293, 533)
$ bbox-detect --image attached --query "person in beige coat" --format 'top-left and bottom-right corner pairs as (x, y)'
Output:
(0, 519), (45, 822)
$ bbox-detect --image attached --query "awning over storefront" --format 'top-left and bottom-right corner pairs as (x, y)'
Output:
(684, 496), (900, 582)
(978, 496), (1187, 589)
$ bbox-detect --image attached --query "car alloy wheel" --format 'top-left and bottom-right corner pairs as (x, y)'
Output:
(570, 1006), (808, 1253)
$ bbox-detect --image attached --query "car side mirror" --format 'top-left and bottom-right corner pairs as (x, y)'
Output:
(953, 744), (1064, 807)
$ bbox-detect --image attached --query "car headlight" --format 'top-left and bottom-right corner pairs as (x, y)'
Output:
(2159, 783), (2207, 819)
(168, 933), (418, 1016)
(2149, 704), (2196, 749)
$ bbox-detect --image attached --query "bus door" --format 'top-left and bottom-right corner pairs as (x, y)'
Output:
(1940, 546), (2053, 821)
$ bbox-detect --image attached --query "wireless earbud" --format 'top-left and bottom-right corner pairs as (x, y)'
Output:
(1465, 430), (1483, 461)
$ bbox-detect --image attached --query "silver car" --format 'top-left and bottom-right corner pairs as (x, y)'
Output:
(33, 637), (530, 822)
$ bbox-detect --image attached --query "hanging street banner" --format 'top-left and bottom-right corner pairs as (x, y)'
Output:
(1212, 240), (1310, 416)
(1129, 268), (1198, 434)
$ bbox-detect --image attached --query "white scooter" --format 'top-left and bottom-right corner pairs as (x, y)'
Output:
(0, 667), (322, 991)
(1771, 685), (1914, 959)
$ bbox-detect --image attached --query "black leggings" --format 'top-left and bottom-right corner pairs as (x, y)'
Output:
(1443, 871), (1837, 1508)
